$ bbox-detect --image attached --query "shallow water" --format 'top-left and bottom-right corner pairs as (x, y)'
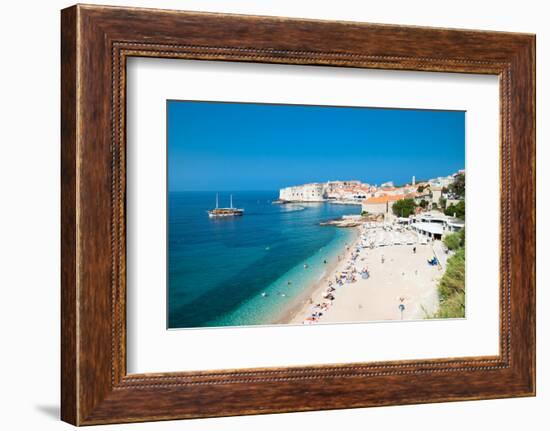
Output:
(168, 191), (360, 328)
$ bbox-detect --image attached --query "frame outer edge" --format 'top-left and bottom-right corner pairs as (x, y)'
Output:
(502, 35), (536, 396)
(60, 4), (536, 425)
(61, 5), (79, 426)
(526, 35), (536, 396)
(521, 34), (536, 395)
(531, 35), (536, 396)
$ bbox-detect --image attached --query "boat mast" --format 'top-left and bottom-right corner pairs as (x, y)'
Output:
(230, 194), (233, 209)
(216, 193), (219, 209)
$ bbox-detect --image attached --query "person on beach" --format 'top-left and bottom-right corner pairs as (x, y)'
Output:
(381, 255), (385, 264)
(413, 246), (416, 254)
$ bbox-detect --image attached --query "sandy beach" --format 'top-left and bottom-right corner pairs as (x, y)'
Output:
(278, 222), (444, 325)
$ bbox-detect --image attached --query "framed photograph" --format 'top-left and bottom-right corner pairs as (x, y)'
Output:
(61, 4), (536, 425)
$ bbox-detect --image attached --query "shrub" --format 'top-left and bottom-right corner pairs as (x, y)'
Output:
(392, 198), (417, 218)
(443, 229), (464, 250)
(444, 200), (465, 219)
(435, 246), (465, 318)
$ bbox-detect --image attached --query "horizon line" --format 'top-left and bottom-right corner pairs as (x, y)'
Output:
(169, 168), (465, 193)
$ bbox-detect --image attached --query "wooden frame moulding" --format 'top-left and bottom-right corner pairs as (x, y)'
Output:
(61, 4), (536, 425)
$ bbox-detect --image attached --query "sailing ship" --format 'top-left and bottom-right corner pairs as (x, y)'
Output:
(207, 193), (244, 217)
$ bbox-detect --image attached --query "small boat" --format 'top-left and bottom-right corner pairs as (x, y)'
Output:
(207, 193), (244, 218)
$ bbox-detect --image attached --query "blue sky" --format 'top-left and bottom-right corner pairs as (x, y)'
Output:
(167, 100), (465, 191)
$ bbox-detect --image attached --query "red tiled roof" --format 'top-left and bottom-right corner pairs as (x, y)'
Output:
(364, 194), (406, 204)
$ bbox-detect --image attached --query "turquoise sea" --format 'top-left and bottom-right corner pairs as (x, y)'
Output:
(168, 191), (360, 329)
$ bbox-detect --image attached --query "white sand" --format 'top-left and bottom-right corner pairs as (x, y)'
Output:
(285, 224), (443, 325)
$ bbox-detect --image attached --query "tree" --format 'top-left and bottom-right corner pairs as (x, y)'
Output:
(443, 228), (465, 251)
(417, 184), (425, 193)
(419, 199), (429, 209)
(444, 200), (465, 219)
(449, 173), (465, 198)
(392, 198), (416, 218)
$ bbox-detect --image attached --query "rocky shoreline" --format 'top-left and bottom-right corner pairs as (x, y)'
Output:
(319, 218), (363, 228)
(320, 213), (385, 228)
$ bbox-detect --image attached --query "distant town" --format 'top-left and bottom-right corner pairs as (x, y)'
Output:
(276, 170), (466, 242)
(278, 170), (465, 218)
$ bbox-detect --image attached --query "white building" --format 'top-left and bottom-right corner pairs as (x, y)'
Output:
(279, 183), (325, 202)
(429, 175), (454, 188)
(445, 217), (465, 233)
(410, 221), (444, 240)
(410, 212), (465, 240)
(324, 180), (365, 200)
